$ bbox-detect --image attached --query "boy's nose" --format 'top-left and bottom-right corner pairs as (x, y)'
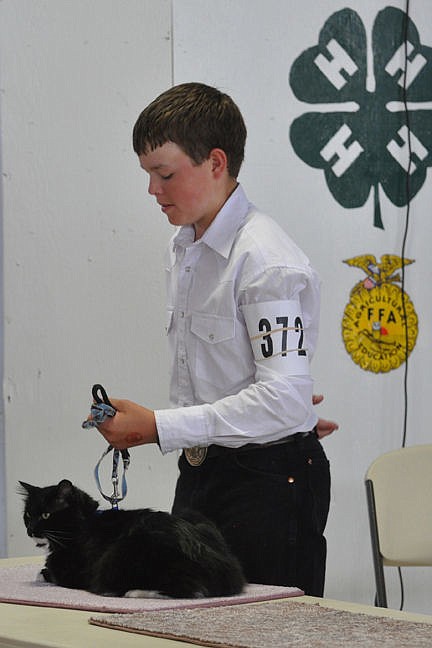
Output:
(148, 177), (161, 196)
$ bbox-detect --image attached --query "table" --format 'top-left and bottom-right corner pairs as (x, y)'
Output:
(1, 557), (432, 647)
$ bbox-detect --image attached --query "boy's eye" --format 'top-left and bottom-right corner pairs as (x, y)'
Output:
(161, 173), (173, 180)
(41, 512), (50, 520)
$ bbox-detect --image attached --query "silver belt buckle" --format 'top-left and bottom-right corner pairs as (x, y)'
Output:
(184, 446), (208, 466)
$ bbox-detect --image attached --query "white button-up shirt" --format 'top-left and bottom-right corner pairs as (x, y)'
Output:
(155, 185), (320, 454)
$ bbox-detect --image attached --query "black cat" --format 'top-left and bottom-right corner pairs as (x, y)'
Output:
(19, 479), (245, 598)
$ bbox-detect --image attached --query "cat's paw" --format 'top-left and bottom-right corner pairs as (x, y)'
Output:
(40, 568), (53, 583)
(36, 570), (46, 583)
(124, 590), (170, 599)
(192, 591), (206, 598)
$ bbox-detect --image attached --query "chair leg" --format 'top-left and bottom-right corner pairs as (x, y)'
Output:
(365, 479), (387, 607)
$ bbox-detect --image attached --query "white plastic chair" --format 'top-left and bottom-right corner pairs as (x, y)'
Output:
(365, 444), (432, 607)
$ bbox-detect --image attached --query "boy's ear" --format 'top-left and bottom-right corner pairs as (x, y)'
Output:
(209, 148), (228, 177)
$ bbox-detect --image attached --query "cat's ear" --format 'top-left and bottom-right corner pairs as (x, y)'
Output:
(17, 481), (37, 495)
(56, 479), (74, 499)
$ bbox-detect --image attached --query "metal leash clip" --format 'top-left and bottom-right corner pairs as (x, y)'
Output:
(94, 443), (130, 510)
(83, 384), (130, 510)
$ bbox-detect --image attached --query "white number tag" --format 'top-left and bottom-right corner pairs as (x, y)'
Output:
(242, 300), (310, 376)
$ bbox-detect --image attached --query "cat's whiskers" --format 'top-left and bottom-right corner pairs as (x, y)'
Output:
(44, 529), (74, 548)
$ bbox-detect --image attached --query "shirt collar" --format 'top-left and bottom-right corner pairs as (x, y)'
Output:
(172, 184), (250, 259)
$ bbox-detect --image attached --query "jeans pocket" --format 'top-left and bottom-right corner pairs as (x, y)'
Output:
(233, 444), (305, 484)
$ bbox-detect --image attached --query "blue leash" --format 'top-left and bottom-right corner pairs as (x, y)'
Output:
(82, 384), (130, 510)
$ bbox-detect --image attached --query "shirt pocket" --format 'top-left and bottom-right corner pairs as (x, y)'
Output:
(190, 312), (249, 392)
(191, 312), (235, 344)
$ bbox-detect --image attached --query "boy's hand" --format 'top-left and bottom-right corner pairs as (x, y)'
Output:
(316, 417), (339, 439)
(313, 394), (339, 439)
(86, 398), (159, 449)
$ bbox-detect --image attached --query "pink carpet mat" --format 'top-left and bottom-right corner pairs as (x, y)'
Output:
(0, 562), (303, 613)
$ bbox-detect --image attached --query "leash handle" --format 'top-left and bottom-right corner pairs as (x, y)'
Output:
(92, 384), (114, 408)
(82, 383), (116, 429)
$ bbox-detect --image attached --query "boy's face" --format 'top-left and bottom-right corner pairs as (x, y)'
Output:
(139, 142), (233, 239)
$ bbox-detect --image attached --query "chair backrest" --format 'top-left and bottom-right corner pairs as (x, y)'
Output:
(365, 444), (432, 566)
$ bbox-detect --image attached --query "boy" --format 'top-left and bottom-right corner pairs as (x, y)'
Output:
(89, 82), (337, 596)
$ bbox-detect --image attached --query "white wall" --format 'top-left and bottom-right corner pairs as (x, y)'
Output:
(172, 0), (432, 614)
(0, 0), (178, 556)
(1, 0), (432, 617)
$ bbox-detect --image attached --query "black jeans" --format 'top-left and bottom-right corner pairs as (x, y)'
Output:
(171, 433), (330, 596)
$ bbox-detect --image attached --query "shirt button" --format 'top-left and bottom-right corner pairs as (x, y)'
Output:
(185, 266), (191, 272)
(209, 333), (215, 341)
(179, 311), (185, 318)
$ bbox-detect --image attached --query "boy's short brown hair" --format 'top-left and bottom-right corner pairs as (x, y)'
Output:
(132, 82), (247, 178)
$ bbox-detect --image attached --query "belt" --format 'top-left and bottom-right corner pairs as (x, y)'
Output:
(183, 430), (317, 466)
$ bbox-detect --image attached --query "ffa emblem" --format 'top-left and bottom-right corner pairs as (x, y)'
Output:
(342, 254), (418, 373)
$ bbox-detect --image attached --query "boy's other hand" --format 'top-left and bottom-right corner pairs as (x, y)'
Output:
(313, 394), (339, 439)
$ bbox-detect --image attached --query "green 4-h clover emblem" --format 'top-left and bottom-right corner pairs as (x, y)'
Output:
(289, 7), (432, 229)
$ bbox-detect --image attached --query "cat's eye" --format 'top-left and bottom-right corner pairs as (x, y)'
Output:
(41, 512), (50, 520)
